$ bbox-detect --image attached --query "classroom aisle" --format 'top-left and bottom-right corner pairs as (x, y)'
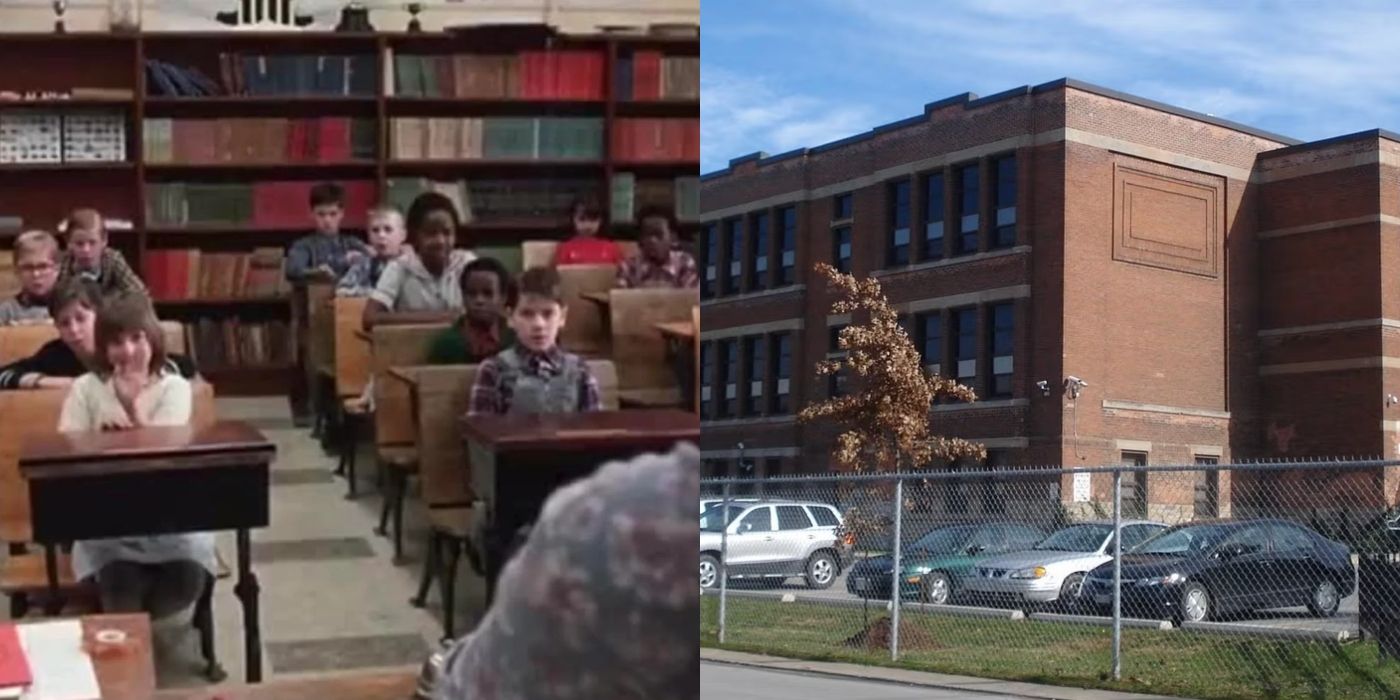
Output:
(134, 397), (482, 687)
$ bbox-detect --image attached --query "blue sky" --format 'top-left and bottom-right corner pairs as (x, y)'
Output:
(701, 0), (1400, 174)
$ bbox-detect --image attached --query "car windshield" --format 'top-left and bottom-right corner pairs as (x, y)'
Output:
(1135, 525), (1224, 556)
(1033, 524), (1112, 552)
(909, 526), (977, 554)
(700, 504), (746, 532)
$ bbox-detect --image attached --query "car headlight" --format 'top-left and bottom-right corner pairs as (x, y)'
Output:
(1136, 573), (1185, 587)
(1008, 566), (1047, 580)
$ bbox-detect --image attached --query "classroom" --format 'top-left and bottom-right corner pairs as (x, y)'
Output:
(0, 1), (699, 697)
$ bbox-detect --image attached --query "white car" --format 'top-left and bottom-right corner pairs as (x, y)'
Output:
(699, 497), (760, 514)
(961, 520), (1167, 608)
(699, 500), (849, 590)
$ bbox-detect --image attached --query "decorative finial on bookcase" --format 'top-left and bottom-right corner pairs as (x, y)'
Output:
(52, 0), (67, 33)
(406, 3), (423, 32)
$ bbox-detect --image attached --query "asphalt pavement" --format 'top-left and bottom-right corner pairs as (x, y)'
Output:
(718, 568), (1361, 637)
(701, 661), (1027, 700)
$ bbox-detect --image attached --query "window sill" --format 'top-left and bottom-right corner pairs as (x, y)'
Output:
(930, 398), (1029, 413)
(873, 245), (1030, 277)
(701, 284), (806, 307)
(701, 414), (798, 428)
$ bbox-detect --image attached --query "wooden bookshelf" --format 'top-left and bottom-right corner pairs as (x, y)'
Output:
(0, 29), (699, 395)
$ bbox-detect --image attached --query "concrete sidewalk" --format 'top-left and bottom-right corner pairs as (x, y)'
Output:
(700, 648), (1191, 700)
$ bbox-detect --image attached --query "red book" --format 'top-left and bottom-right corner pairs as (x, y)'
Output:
(633, 51), (662, 101)
(317, 118), (351, 163)
(141, 250), (163, 300)
(519, 51), (541, 99)
(342, 180), (377, 227)
(0, 624), (32, 690)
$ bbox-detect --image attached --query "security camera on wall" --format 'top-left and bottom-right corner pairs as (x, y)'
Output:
(1064, 376), (1087, 399)
(1035, 380), (1051, 397)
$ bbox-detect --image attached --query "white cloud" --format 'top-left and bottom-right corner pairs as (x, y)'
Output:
(701, 67), (876, 172)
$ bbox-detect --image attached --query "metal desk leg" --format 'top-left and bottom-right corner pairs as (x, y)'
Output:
(233, 529), (263, 682)
(43, 544), (60, 615)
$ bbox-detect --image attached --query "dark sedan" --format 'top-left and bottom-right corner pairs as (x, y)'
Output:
(1084, 518), (1354, 624)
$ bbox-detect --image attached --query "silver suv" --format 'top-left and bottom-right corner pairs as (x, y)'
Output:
(699, 500), (848, 590)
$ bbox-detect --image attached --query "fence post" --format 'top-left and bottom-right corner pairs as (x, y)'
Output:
(891, 478), (904, 661)
(719, 480), (731, 645)
(1111, 467), (1122, 682)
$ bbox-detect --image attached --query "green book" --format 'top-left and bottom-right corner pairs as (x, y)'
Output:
(386, 177), (428, 212)
(394, 55), (421, 97)
(420, 56), (439, 98)
(611, 172), (636, 223)
(674, 176), (699, 222)
(350, 118), (377, 161)
(483, 118), (537, 160)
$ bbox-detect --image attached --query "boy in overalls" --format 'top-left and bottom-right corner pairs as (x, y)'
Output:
(466, 266), (602, 415)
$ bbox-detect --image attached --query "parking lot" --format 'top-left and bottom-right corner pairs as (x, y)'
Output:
(716, 567), (1362, 638)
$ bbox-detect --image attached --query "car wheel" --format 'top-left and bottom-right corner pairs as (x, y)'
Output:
(1179, 582), (1211, 623)
(922, 571), (953, 605)
(1307, 578), (1341, 618)
(700, 554), (721, 590)
(804, 551), (837, 589)
(1057, 573), (1087, 611)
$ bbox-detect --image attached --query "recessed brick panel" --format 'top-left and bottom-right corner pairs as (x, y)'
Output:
(1112, 157), (1221, 278)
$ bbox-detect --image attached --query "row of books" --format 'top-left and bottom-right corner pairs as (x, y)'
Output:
(0, 111), (126, 164)
(613, 118), (699, 162)
(611, 174), (700, 223)
(615, 51), (699, 101)
(141, 248), (291, 301)
(142, 118), (376, 165)
(216, 54), (377, 97)
(389, 51), (605, 100)
(386, 177), (599, 223)
(184, 319), (294, 371)
(146, 180), (377, 228)
(389, 117), (603, 161)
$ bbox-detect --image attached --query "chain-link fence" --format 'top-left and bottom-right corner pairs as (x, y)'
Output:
(700, 459), (1400, 699)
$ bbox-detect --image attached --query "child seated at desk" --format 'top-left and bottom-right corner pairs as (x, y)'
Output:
(552, 195), (621, 266)
(336, 204), (410, 297)
(616, 206), (699, 289)
(426, 257), (515, 364)
(362, 192), (475, 330)
(58, 208), (147, 299)
(0, 282), (196, 390)
(0, 229), (61, 325)
(57, 295), (212, 621)
(467, 267), (601, 415)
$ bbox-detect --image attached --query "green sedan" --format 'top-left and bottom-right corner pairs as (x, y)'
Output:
(845, 522), (1046, 604)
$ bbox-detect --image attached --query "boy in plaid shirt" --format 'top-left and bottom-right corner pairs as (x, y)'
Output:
(58, 209), (146, 299)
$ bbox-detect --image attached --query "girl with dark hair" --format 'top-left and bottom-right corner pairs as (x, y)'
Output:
(552, 194), (622, 265)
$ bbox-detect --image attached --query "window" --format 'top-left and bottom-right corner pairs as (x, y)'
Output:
(955, 163), (980, 254)
(1194, 456), (1219, 518)
(833, 192), (852, 220)
(737, 507), (773, 533)
(777, 206), (796, 286)
(724, 219), (743, 295)
(989, 302), (1014, 398)
(1001, 524), (1044, 549)
(828, 324), (848, 397)
(700, 223), (717, 299)
(1121, 524), (1162, 551)
(952, 308), (977, 389)
(1272, 524), (1315, 554)
(1120, 452), (1148, 519)
(777, 505), (813, 530)
(718, 339), (737, 417)
(992, 155), (1016, 248)
(828, 324), (847, 354)
(743, 336), (765, 415)
(923, 172), (945, 261)
(749, 212), (769, 291)
(699, 341), (713, 418)
(832, 226), (852, 273)
(918, 312), (943, 375)
(769, 333), (792, 414)
(828, 368), (848, 397)
(887, 180), (911, 266)
(808, 506), (840, 527)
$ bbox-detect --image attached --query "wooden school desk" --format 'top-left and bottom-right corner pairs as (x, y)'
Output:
(8, 614), (157, 700)
(151, 666), (419, 700)
(460, 409), (698, 602)
(655, 320), (697, 411)
(19, 422), (276, 683)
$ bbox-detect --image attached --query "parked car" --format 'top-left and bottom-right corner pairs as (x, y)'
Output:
(699, 500), (848, 590)
(700, 497), (760, 513)
(962, 520), (1167, 608)
(845, 522), (1046, 603)
(1084, 518), (1355, 623)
